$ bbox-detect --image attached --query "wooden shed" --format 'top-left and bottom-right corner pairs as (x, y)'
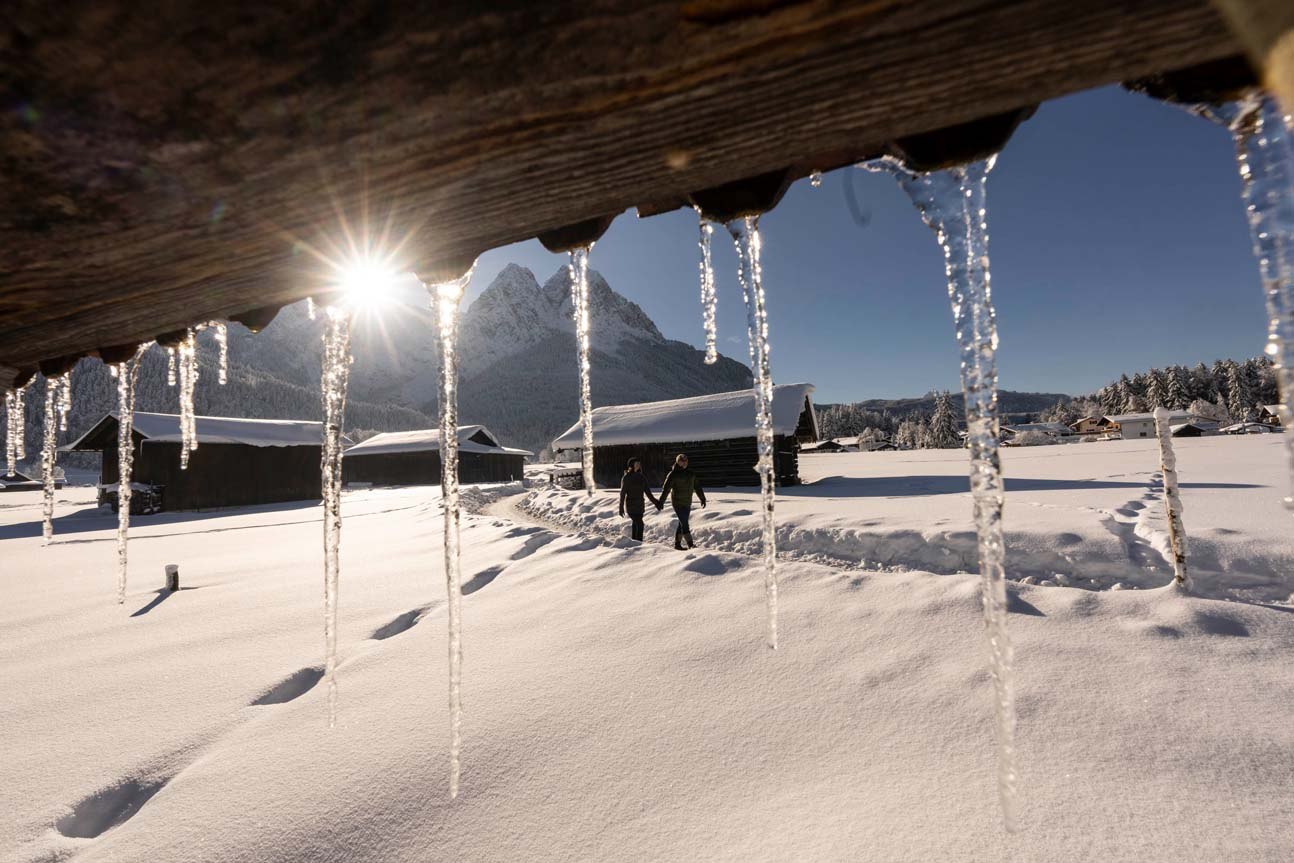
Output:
(343, 426), (531, 486)
(551, 384), (817, 489)
(63, 412), (327, 511)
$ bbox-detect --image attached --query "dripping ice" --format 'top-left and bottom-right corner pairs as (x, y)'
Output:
(114, 345), (150, 604)
(5, 381), (28, 476)
(178, 329), (199, 469)
(41, 372), (71, 543)
(427, 265), (476, 799)
(569, 246), (596, 495)
(1152, 407), (1191, 591)
(320, 304), (353, 727)
(865, 154), (1019, 831)
(694, 207), (719, 365)
(728, 216), (779, 650)
(1189, 93), (1294, 512)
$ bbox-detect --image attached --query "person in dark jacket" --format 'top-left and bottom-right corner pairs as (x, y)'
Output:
(658, 453), (706, 550)
(618, 457), (661, 542)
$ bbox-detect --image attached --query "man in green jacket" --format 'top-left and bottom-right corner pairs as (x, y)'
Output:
(659, 453), (706, 550)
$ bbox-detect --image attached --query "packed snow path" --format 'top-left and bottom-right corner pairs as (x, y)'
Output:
(4, 438), (1294, 861)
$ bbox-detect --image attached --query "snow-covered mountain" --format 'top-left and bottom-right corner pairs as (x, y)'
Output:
(35, 264), (751, 463)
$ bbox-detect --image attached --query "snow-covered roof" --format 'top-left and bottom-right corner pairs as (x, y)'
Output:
(1105, 411), (1193, 424)
(1220, 422), (1275, 433)
(551, 383), (816, 450)
(1003, 422), (1073, 435)
(64, 412), (329, 450)
(345, 425), (532, 457)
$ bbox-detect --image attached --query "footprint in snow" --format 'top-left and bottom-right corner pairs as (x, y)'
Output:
(370, 606), (432, 640)
(249, 666), (324, 706)
(461, 565), (506, 595)
(510, 532), (558, 560)
(57, 775), (171, 839)
(683, 554), (738, 576)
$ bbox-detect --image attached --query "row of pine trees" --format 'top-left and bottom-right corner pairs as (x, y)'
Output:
(818, 356), (1279, 450)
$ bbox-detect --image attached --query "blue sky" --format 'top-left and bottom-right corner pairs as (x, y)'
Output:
(467, 85), (1263, 404)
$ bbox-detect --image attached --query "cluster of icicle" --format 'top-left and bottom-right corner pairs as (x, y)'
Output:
(694, 208), (719, 365)
(5, 382), (28, 475)
(319, 304), (353, 727)
(865, 154), (1018, 831)
(427, 265), (476, 799)
(41, 372), (73, 543)
(1151, 407), (1191, 590)
(569, 246), (597, 495)
(1190, 94), (1294, 510)
(728, 216), (780, 649)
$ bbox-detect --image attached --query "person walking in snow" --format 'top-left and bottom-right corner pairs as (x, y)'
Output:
(659, 453), (706, 550)
(618, 457), (661, 542)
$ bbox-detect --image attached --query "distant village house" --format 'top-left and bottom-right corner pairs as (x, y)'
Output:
(551, 383), (818, 488)
(343, 426), (531, 486)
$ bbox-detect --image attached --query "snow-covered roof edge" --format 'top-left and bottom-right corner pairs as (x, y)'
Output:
(63, 412), (332, 451)
(346, 425), (533, 457)
(551, 383), (816, 450)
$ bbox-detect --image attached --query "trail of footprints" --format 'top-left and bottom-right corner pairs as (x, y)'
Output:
(42, 538), (540, 854)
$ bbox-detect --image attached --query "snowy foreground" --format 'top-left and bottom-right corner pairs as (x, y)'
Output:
(4, 435), (1294, 862)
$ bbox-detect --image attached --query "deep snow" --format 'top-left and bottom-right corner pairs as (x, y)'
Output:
(3, 435), (1293, 862)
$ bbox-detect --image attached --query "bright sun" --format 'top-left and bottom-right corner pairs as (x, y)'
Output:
(337, 258), (400, 310)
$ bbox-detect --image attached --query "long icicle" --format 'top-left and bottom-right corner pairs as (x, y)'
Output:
(867, 155), (1018, 831)
(41, 374), (65, 543)
(6, 383), (27, 475)
(213, 321), (229, 385)
(57, 374), (71, 432)
(115, 344), (152, 604)
(320, 304), (353, 727)
(1152, 407), (1191, 591)
(178, 329), (199, 469)
(569, 246), (596, 495)
(1197, 94), (1294, 511)
(695, 207), (719, 364)
(428, 265), (476, 798)
(728, 215), (779, 650)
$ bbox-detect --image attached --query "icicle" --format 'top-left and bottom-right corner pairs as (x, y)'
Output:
(213, 321), (229, 385)
(320, 304), (353, 727)
(1152, 408), (1191, 590)
(694, 207), (719, 365)
(1191, 95), (1294, 511)
(112, 344), (151, 604)
(307, 296), (318, 321)
(166, 347), (177, 386)
(728, 215), (779, 650)
(569, 245), (596, 495)
(41, 375), (65, 543)
(426, 265), (476, 798)
(57, 374), (71, 433)
(178, 329), (199, 469)
(866, 154), (1018, 831)
(5, 386), (24, 476)
(809, 169), (823, 188)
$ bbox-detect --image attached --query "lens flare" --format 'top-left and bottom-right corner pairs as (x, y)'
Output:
(338, 257), (400, 310)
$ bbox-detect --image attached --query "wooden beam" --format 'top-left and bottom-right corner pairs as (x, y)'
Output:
(0, 1), (1240, 385)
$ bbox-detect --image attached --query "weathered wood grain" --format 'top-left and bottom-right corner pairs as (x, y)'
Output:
(0, 1), (1240, 385)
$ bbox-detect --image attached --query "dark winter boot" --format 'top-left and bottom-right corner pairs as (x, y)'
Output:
(684, 532), (695, 549)
(674, 527), (686, 550)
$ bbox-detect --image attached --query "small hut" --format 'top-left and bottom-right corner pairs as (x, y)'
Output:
(63, 412), (327, 511)
(342, 426), (531, 486)
(551, 383), (817, 489)
(0, 469), (58, 492)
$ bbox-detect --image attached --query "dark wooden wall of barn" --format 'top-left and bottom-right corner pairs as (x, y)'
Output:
(342, 451), (524, 485)
(592, 436), (800, 490)
(100, 440), (322, 510)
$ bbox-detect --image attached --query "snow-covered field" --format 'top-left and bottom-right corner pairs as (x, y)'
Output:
(4, 435), (1293, 861)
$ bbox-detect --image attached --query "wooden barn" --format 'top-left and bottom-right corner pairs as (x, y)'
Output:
(343, 426), (531, 486)
(551, 384), (817, 489)
(63, 412), (328, 511)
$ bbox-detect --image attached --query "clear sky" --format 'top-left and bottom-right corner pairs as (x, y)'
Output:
(465, 85), (1263, 404)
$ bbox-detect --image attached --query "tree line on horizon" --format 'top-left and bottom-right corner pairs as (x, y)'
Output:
(818, 356), (1279, 449)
